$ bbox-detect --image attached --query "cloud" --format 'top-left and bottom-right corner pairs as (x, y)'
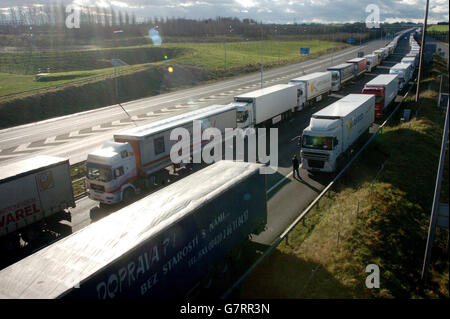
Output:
(0, 0), (448, 23)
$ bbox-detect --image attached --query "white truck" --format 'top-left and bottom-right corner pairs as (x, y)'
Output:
(288, 72), (332, 110)
(389, 63), (413, 91)
(373, 49), (384, 63)
(0, 155), (74, 249)
(232, 84), (298, 129)
(86, 104), (237, 205)
(364, 54), (379, 72)
(402, 56), (418, 69)
(300, 94), (375, 173)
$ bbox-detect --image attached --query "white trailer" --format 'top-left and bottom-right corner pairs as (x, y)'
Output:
(300, 94), (375, 172)
(288, 72), (332, 110)
(389, 63), (413, 91)
(402, 56), (418, 69)
(364, 54), (379, 72)
(0, 156), (74, 246)
(232, 84), (298, 128)
(86, 104), (237, 204)
(373, 49), (384, 63)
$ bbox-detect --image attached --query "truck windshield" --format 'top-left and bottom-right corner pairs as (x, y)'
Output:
(302, 135), (333, 150)
(236, 110), (249, 123)
(87, 167), (112, 182)
(331, 71), (339, 82)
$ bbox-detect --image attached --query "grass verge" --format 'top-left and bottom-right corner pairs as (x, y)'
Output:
(238, 56), (449, 299)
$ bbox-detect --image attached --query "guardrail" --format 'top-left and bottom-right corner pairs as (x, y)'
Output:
(220, 80), (415, 299)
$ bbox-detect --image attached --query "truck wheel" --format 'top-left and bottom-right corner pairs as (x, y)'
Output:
(122, 188), (135, 203)
(21, 224), (42, 243)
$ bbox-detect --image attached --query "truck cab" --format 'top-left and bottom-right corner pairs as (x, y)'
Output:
(361, 86), (385, 118)
(287, 81), (307, 110)
(233, 100), (253, 129)
(329, 70), (341, 91)
(86, 141), (137, 204)
(301, 118), (341, 172)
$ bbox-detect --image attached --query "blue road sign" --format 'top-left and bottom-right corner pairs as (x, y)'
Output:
(346, 38), (356, 44)
(300, 47), (310, 55)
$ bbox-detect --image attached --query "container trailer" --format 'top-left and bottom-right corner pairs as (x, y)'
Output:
(0, 160), (267, 299)
(0, 156), (74, 248)
(288, 72), (332, 110)
(346, 58), (367, 77)
(232, 84), (298, 128)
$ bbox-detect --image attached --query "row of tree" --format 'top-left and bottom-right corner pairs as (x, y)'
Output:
(0, 3), (416, 46)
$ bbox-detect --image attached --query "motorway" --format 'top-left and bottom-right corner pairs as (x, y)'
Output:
(0, 39), (389, 165)
(0, 35), (415, 275)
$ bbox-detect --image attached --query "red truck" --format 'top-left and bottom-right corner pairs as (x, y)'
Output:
(347, 58), (367, 77)
(361, 74), (399, 118)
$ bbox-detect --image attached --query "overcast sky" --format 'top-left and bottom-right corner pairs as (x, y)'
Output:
(1, 0), (448, 24)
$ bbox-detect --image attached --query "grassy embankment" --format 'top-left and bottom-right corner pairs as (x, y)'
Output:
(0, 40), (346, 128)
(238, 56), (449, 299)
(428, 25), (449, 32)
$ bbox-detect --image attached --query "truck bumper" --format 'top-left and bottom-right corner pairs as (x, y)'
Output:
(301, 160), (334, 173)
(88, 190), (121, 204)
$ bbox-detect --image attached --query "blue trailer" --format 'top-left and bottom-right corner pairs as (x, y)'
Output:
(0, 161), (267, 299)
(327, 63), (356, 92)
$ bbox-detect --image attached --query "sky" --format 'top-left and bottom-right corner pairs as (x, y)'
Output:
(0, 0), (448, 24)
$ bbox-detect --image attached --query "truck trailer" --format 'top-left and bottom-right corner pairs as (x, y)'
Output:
(364, 54), (379, 72)
(327, 63), (355, 91)
(0, 156), (74, 248)
(86, 104), (236, 205)
(288, 72), (332, 110)
(300, 94), (375, 173)
(373, 49), (384, 63)
(0, 160), (267, 299)
(232, 84), (298, 128)
(346, 58), (367, 77)
(389, 63), (413, 91)
(361, 74), (399, 118)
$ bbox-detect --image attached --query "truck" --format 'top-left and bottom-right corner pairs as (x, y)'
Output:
(327, 63), (355, 91)
(389, 63), (413, 91)
(361, 74), (399, 118)
(346, 58), (367, 77)
(232, 84), (298, 128)
(403, 54), (418, 68)
(0, 160), (268, 299)
(373, 49), (384, 63)
(300, 94), (375, 173)
(86, 104), (237, 205)
(381, 47), (390, 59)
(288, 72), (332, 110)
(0, 155), (74, 249)
(364, 54), (378, 72)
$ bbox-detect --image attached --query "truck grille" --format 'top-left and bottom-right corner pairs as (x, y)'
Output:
(308, 160), (325, 169)
(302, 151), (329, 161)
(90, 183), (105, 193)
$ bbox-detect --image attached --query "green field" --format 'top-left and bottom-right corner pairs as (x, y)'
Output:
(428, 25), (449, 32)
(0, 40), (345, 97)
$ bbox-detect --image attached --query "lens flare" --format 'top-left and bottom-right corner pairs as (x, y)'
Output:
(148, 28), (162, 46)
(168, 67), (174, 73)
(164, 55), (169, 60)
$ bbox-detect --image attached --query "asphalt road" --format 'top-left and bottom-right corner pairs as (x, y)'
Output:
(0, 39), (389, 166)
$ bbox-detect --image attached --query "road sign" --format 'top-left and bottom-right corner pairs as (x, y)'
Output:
(346, 38), (356, 44)
(300, 48), (310, 55)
